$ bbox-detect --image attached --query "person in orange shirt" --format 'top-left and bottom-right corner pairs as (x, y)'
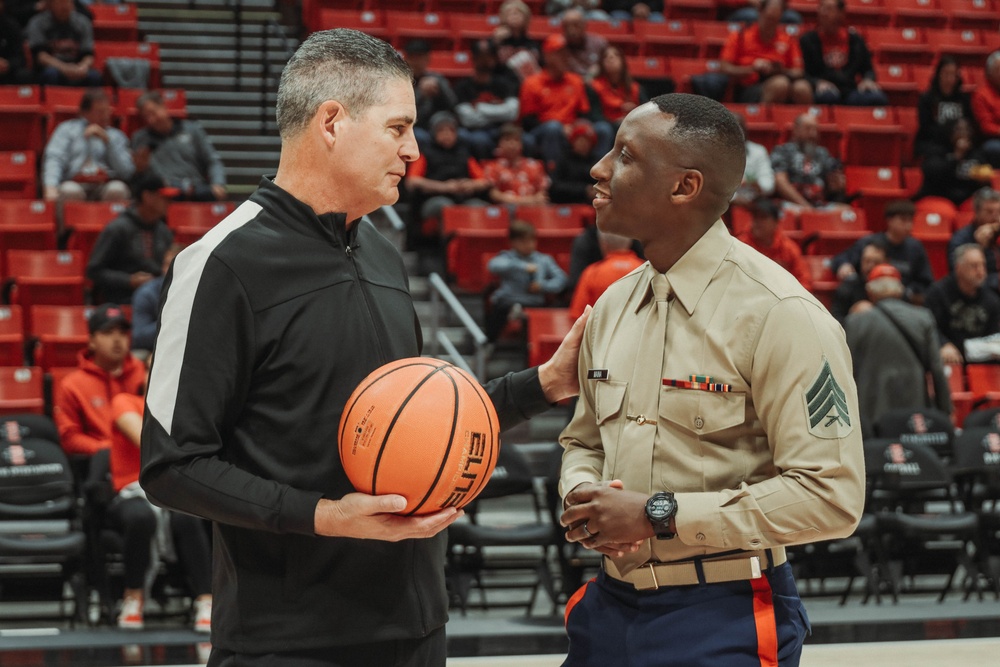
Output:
(569, 231), (644, 318)
(972, 50), (1000, 168)
(589, 45), (648, 127)
(719, 0), (812, 104)
(52, 304), (146, 458)
(519, 33), (613, 167)
(737, 197), (813, 289)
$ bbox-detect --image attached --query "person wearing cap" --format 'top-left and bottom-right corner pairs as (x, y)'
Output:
(925, 243), (1000, 365)
(403, 110), (490, 246)
(558, 94), (863, 665)
(845, 263), (952, 435)
(85, 172), (175, 304)
(132, 91), (227, 202)
(53, 304), (147, 458)
(830, 238), (887, 323)
(403, 38), (458, 149)
(454, 38), (522, 160)
(736, 197), (812, 290)
(42, 88), (134, 203)
(550, 119), (600, 204)
(519, 32), (613, 166)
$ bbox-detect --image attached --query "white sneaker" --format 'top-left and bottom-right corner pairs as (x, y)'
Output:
(193, 597), (212, 633)
(117, 597), (144, 630)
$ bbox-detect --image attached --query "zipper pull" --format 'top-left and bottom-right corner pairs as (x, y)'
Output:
(345, 245), (353, 257)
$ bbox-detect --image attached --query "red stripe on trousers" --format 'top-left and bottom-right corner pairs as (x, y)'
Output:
(751, 575), (778, 667)
(563, 578), (595, 627)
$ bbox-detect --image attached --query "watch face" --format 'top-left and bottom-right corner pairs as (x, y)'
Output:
(648, 495), (675, 520)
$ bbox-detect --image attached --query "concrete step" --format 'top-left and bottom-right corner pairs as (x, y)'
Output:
(200, 118), (279, 135)
(210, 135), (282, 150)
(161, 74), (272, 90)
(150, 34), (292, 49)
(160, 48), (289, 64)
(186, 90), (278, 105)
(163, 61), (273, 76)
(138, 19), (283, 34)
(218, 149), (280, 164)
(187, 103), (274, 118)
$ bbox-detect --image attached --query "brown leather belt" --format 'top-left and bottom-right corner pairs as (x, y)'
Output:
(603, 549), (787, 590)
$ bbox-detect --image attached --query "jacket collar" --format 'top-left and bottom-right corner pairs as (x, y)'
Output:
(250, 176), (356, 248)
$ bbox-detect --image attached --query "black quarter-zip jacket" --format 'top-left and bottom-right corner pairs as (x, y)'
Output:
(140, 177), (550, 653)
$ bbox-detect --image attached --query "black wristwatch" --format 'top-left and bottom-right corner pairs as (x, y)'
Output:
(645, 491), (677, 540)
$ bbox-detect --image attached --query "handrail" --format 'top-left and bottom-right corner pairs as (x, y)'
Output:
(435, 331), (475, 376)
(379, 204), (406, 233)
(427, 272), (488, 380)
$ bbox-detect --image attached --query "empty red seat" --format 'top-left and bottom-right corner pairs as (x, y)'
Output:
(885, 0), (944, 27)
(845, 0), (893, 26)
(90, 2), (139, 41)
(800, 208), (869, 255)
(634, 20), (696, 58)
(166, 201), (237, 245)
(0, 366), (45, 415)
(864, 27), (934, 65)
(524, 308), (573, 368)
(29, 305), (93, 371)
(441, 205), (509, 236)
(514, 205), (588, 231)
(625, 56), (671, 82)
(386, 11), (453, 50)
(314, 8), (387, 37)
(0, 199), (57, 278)
(835, 106), (905, 167)
(845, 166), (909, 222)
(0, 306), (24, 366)
(0, 85), (44, 153)
(427, 51), (474, 79)
(447, 229), (508, 292)
(92, 41), (162, 88)
(5, 251), (87, 327)
(0, 152), (38, 200)
(690, 20), (740, 59)
(943, 0), (1000, 30)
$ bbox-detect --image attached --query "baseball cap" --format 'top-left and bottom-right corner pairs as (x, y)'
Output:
(542, 33), (567, 54)
(132, 171), (179, 199)
(867, 263), (902, 283)
(88, 304), (131, 334)
(568, 119), (596, 144)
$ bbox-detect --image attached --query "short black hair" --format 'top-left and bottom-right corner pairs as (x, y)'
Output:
(884, 199), (916, 219)
(79, 88), (109, 113)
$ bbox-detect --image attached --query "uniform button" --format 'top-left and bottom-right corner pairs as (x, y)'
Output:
(696, 533), (706, 541)
(694, 416), (704, 429)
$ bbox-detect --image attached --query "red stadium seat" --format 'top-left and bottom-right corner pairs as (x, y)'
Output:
(664, 0), (719, 21)
(845, 166), (908, 223)
(835, 106), (905, 167)
(943, 0), (1000, 30)
(0, 199), (57, 278)
(864, 27), (933, 65)
(729, 204), (801, 241)
(449, 15), (502, 50)
(874, 63), (920, 107)
(669, 58), (724, 95)
(690, 20), (740, 59)
(514, 205), (588, 231)
(29, 305), (94, 371)
(845, 0), (893, 26)
(588, 19), (640, 55)
(427, 51), (474, 79)
(966, 363), (1000, 407)
(524, 308), (573, 368)
(62, 200), (128, 262)
(535, 229), (578, 261)
(441, 205), (510, 236)
(634, 20), (696, 58)
(0, 152), (38, 200)
(927, 28), (1000, 67)
(447, 229), (508, 292)
(4, 251), (87, 328)
(166, 201), (237, 245)
(803, 255), (838, 308)
(92, 41), (161, 88)
(726, 102), (781, 151)
(0, 366), (45, 415)
(314, 8), (387, 37)
(626, 56), (671, 83)
(913, 197), (956, 277)
(885, 0), (944, 28)
(90, 2), (139, 41)
(385, 11), (453, 50)
(800, 207), (869, 255)
(0, 306), (25, 366)
(0, 85), (44, 153)
(116, 88), (187, 135)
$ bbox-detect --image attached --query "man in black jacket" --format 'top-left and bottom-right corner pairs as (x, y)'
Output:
(799, 0), (887, 106)
(140, 29), (586, 667)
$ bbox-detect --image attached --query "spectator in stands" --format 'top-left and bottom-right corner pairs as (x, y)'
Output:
(483, 123), (551, 207)
(799, 0), (886, 107)
(86, 172), (175, 304)
(403, 111), (490, 243)
(0, 0), (29, 85)
(42, 88), (134, 203)
(569, 231), (643, 318)
(108, 354), (213, 632)
(832, 199), (934, 303)
(588, 44), (647, 127)
(603, 1), (666, 22)
(771, 113), (844, 209)
(550, 119), (599, 204)
(727, 0), (803, 23)
(558, 7), (608, 78)
(52, 304), (146, 457)
(845, 263), (951, 437)
(546, 0), (611, 21)
(519, 33), (613, 167)
(972, 50), (1000, 168)
(916, 117), (994, 207)
(719, 0), (812, 104)
(403, 39), (459, 150)
(24, 0), (100, 86)
(926, 243), (1000, 364)
(831, 238), (887, 322)
(131, 243), (183, 353)
(493, 0), (542, 80)
(916, 55), (975, 161)
(454, 38), (522, 161)
(732, 114), (776, 208)
(736, 197), (812, 289)
(132, 91), (227, 202)
(947, 187), (1000, 289)
(486, 220), (567, 341)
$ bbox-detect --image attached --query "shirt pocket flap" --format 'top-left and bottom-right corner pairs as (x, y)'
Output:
(595, 380), (627, 425)
(659, 388), (746, 435)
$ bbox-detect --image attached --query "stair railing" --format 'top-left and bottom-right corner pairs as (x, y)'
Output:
(428, 272), (489, 380)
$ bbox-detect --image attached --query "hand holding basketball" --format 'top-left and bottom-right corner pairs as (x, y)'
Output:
(313, 495), (462, 541)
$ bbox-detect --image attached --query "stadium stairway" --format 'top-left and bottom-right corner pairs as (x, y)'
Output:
(135, 0), (299, 197)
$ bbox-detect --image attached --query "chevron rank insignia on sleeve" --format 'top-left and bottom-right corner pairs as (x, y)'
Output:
(803, 358), (853, 439)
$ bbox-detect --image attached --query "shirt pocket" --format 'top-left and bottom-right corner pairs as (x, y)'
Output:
(595, 380), (627, 477)
(658, 387), (746, 437)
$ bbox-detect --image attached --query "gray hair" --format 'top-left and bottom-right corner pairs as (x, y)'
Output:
(987, 50), (1000, 71)
(276, 29), (412, 140)
(973, 186), (1000, 213)
(866, 276), (904, 300)
(953, 243), (985, 268)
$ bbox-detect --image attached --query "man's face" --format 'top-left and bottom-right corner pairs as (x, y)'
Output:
(956, 249), (987, 291)
(140, 101), (173, 134)
(885, 214), (913, 242)
(333, 78), (418, 218)
(84, 99), (112, 128)
(561, 12), (586, 46)
(750, 211), (779, 244)
(760, 0), (784, 24)
(590, 104), (687, 243)
(794, 116), (820, 146)
(817, 0), (843, 30)
(433, 123), (458, 149)
(975, 199), (1000, 227)
(141, 190), (169, 220)
(90, 326), (130, 367)
(50, 0), (73, 21)
(545, 48), (569, 76)
(860, 246), (887, 277)
(497, 134), (523, 159)
(511, 236), (536, 256)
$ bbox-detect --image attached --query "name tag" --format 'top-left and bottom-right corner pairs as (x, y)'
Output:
(587, 369), (609, 381)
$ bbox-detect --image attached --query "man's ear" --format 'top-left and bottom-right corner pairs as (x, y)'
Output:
(316, 100), (348, 149)
(672, 169), (704, 204)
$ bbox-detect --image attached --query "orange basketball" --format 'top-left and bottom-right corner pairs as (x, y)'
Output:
(338, 357), (500, 515)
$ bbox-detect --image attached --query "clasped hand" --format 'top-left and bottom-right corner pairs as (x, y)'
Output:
(560, 480), (649, 558)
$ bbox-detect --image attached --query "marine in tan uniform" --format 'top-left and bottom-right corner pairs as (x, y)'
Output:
(558, 93), (865, 667)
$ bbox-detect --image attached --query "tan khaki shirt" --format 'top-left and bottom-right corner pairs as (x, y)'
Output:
(560, 220), (866, 575)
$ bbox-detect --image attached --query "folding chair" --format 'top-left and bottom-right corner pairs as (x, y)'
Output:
(951, 426), (1000, 596)
(0, 199), (58, 278)
(873, 407), (956, 460)
(0, 85), (44, 153)
(0, 366), (45, 415)
(0, 306), (24, 367)
(4, 251), (87, 323)
(0, 152), (38, 200)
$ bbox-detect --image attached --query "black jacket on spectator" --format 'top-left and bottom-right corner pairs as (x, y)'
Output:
(799, 28), (876, 98)
(915, 89), (975, 159)
(832, 233), (935, 298)
(549, 152), (594, 204)
(86, 208), (174, 304)
(924, 274), (1000, 352)
(831, 275), (868, 324)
